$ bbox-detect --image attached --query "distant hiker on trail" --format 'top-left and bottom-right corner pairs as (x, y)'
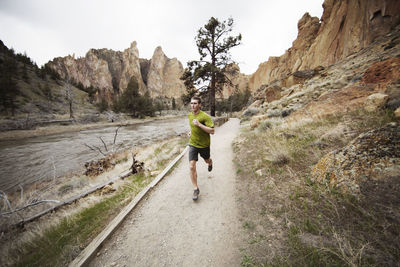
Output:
(188, 96), (214, 201)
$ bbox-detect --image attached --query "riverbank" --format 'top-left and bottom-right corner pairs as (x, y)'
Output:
(0, 113), (186, 141)
(0, 134), (189, 266)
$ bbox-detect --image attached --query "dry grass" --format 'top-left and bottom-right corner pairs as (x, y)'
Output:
(0, 136), (188, 266)
(234, 109), (399, 266)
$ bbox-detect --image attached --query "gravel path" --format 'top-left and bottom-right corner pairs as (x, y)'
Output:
(89, 118), (243, 266)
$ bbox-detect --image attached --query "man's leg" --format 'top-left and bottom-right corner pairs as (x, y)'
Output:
(189, 160), (198, 189)
(199, 147), (212, 172)
(205, 158), (213, 172)
(189, 160), (200, 200)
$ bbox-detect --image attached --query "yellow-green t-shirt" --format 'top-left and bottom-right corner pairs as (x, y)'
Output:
(188, 110), (214, 148)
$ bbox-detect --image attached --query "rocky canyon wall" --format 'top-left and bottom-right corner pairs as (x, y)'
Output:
(47, 42), (185, 102)
(249, 0), (400, 92)
(219, 64), (250, 99)
(146, 46), (186, 98)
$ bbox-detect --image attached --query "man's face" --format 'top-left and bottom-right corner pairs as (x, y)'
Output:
(190, 99), (201, 112)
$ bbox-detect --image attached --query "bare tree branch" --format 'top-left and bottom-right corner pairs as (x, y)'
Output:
(113, 126), (121, 145)
(0, 191), (13, 212)
(98, 137), (108, 152)
(51, 156), (56, 180)
(19, 184), (24, 203)
(116, 143), (124, 151)
(84, 143), (106, 156)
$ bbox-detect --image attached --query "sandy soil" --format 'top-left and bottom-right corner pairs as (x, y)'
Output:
(89, 118), (244, 266)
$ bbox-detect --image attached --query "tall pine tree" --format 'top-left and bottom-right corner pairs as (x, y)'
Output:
(181, 17), (241, 116)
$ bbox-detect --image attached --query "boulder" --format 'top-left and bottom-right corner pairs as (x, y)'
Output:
(266, 109), (282, 118)
(293, 69), (316, 79)
(264, 85), (282, 103)
(242, 107), (260, 117)
(311, 122), (400, 195)
(364, 93), (389, 112)
(394, 107), (400, 118)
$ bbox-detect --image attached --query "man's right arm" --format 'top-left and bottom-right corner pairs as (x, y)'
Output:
(193, 119), (214, 135)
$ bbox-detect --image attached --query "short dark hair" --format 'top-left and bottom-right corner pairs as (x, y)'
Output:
(191, 96), (201, 104)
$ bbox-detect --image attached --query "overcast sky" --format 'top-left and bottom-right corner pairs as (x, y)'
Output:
(0, 0), (323, 75)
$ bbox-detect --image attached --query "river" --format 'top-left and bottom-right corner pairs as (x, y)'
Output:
(0, 117), (189, 192)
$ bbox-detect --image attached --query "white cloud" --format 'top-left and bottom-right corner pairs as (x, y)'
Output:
(0, 0), (323, 74)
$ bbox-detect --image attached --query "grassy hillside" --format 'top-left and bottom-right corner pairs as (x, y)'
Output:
(234, 25), (400, 266)
(235, 109), (399, 266)
(0, 40), (100, 131)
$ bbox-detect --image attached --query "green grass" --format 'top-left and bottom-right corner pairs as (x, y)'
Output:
(115, 156), (128, 165)
(241, 254), (257, 267)
(15, 173), (150, 266)
(242, 221), (255, 230)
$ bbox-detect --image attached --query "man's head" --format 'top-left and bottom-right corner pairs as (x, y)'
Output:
(191, 97), (201, 113)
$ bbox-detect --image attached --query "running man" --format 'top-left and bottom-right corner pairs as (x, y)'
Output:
(188, 96), (214, 201)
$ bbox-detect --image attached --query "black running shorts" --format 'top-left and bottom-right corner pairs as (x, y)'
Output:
(189, 145), (210, 161)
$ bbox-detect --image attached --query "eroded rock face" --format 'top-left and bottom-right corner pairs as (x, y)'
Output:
(254, 85), (281, 102)
(362, 57), (400, 85)
(311, 123), (400, 195)
(47, 43), (185, 102)
(146, 46), (186, 98)
(243, 1), (400, 201)
(249, 0), (400, 92)
(287, 55), (400, 122)
(219, 64), (250, 99)
(48, 42), (145, 102)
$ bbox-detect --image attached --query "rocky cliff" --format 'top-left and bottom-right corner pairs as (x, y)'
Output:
(243, 5), (400, 196)
(249, 0), (400, 92)
(47, 43), (185, 102)
(219, 64), (250, 99)
(146, 46), (186, 98)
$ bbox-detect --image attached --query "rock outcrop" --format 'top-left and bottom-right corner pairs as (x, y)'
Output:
(47, 43), (185, 102)
(48, 42), (145, 101)
(243, 4), (400, 197)
(249, 0), (400, 92)
(146, 47), (186, 98)
(311, 122), (400, 194)
(219, 64), (250, 99)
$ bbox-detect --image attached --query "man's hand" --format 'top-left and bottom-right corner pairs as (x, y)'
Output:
(192, 119), (214, 135)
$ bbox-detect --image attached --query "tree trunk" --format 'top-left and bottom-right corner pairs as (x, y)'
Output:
(210, 32), (216, 117)
(210, 74), (216, 116)
(69, 101), (74, 118)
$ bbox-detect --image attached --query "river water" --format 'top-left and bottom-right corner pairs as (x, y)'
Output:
(0, 117), (189, 192)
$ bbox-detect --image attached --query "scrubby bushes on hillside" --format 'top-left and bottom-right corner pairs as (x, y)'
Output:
(216, 88), (251, 113)
(112, 76), (155, 117)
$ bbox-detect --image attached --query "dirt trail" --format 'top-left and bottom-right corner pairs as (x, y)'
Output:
(89, 118), (243, 266)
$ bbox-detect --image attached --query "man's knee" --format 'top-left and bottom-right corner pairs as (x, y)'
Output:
(189, 161), (197, 171)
